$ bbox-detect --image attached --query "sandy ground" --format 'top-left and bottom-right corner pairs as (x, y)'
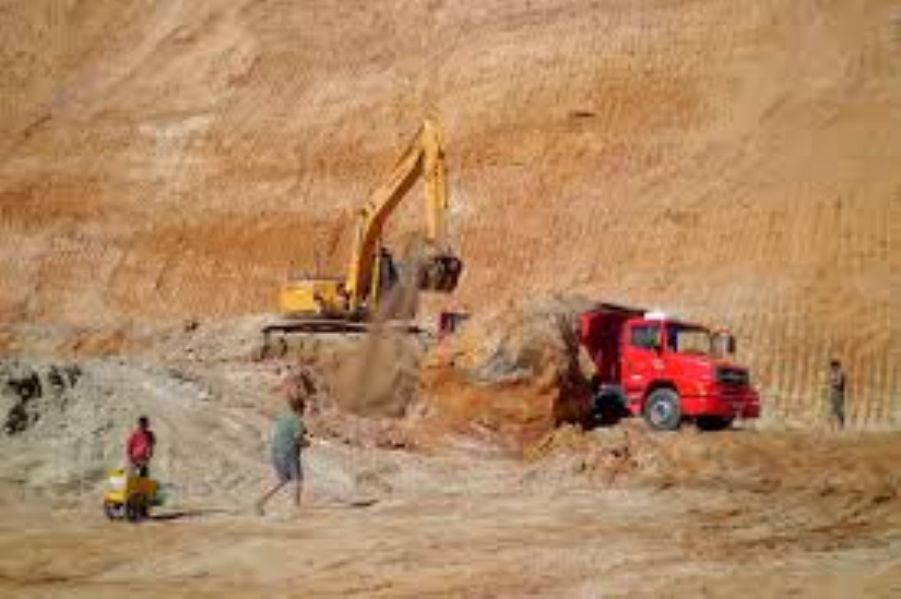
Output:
(1, 318), (900, 597)
(1, 434), (900, 598)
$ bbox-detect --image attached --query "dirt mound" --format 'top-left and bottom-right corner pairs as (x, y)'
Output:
(0, 356), (431, 508)
(526, 420), (901, 512)
(0, 354), (534, 515)
(523, 420), (673, 488)
(1, 360), (83, 436)
(0, 358), (267, 501)
(420, 295), (595, 445)
(2, 318), (450, 454)
(1, 315), (426, 419)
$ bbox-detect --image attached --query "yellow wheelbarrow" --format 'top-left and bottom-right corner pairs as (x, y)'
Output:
(102, 468), (160, 522)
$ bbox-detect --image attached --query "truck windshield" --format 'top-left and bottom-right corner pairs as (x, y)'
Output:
(666, 324), (712, 355)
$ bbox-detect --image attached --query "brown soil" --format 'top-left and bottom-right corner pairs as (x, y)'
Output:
(420, 295), (595, 444)
(1, 422), (900, 597)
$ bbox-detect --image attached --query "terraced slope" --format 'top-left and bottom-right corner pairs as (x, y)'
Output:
(1, 0), (898, 425)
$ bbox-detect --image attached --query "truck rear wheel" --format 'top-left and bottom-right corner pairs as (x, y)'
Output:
(644, 388), (681, 431)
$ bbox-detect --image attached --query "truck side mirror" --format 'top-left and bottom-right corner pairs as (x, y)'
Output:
(711, 330), (734, 358)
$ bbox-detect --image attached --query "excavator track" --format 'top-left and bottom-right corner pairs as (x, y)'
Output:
(255, 318), (426, 360)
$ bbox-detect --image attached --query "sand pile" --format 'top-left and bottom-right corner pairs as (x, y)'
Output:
(1, 316), (445, 461)
(0, 358), (272, 502)
(420, 295), (596, 445)
(523, 420), (673, 489)
(0, 355), (529, 513)
(526, 420), (901, 513)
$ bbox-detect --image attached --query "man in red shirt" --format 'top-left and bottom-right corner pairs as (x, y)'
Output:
(126, 416), (156, 477)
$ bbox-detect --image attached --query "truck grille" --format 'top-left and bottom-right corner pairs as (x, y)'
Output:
(716, 367), (748, 388)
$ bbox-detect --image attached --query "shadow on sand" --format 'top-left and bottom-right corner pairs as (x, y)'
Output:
(149, 508), (230, 522)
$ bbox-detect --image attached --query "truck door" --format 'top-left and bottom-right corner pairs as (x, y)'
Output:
(621, 322), (664, 411)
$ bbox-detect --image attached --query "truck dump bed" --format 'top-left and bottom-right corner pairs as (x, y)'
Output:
(579, 303), (645, 385)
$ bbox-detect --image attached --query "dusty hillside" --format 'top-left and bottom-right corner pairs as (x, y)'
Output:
(0, 0), (899, 424)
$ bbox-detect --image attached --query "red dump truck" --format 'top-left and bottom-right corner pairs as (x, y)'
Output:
(579, 303), (760, 430)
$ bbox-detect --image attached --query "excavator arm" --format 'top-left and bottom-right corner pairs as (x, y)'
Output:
(274, 118), (462, 325)
(344, 118), (461, 312)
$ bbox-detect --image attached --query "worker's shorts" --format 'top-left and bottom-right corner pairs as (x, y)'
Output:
(273, 453), (303, 483)
(829, 392), (845, 423)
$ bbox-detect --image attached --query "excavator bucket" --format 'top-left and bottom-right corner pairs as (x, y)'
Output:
(418, 254), (463, 292)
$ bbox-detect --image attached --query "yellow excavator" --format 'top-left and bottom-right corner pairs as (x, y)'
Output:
(260, 118), (463, 350)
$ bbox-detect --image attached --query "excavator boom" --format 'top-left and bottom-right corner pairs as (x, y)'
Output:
(345, 118), (456, 308)
(273, 118), (462, 327)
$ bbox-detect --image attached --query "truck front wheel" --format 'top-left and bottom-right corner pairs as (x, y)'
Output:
(644, 388), (681, 431)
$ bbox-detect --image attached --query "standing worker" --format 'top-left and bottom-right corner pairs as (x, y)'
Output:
(126, 415), (156, 477)
(827, 359), (847, 431)
(256, 374), (311, 516)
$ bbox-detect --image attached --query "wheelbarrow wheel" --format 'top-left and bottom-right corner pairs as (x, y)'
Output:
(125, 497), (147, 523)
(103, 501), (122, 520)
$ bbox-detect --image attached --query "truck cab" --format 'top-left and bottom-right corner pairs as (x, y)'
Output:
(579, 304), (760, 430)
